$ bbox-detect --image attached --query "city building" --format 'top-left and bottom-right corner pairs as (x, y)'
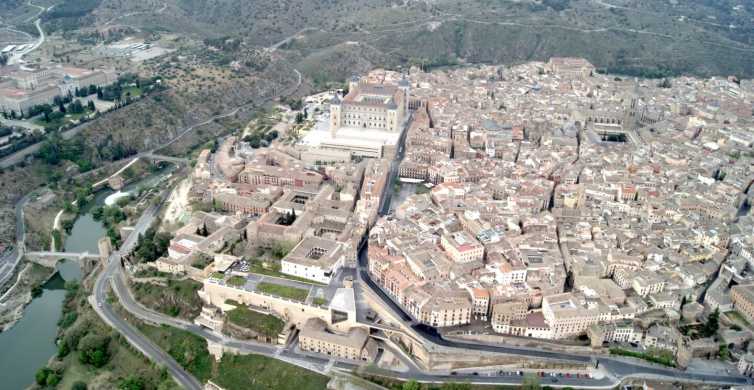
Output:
(299, 318), (378, 361)
(329, 77), (408, 133)
(731, 284), (754, 324)
(280, 237), (345, 284)
(440, 231), (485, 263)
(0, 64), (116, 113)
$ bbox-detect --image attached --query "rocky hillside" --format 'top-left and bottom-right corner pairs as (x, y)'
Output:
(0, 52), (301, 246)
(87, 0), (754, 78)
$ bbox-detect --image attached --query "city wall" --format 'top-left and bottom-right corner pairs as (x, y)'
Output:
(445, 333), (597, 355)
(359, 279), (590, 372)
(201, 281), (355, 332)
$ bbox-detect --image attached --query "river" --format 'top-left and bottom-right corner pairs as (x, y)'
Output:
(0, 262), (80, 390)
(0, 164), (176, 389)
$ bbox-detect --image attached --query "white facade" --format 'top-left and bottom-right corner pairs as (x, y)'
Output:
(281, 256), (344, 284)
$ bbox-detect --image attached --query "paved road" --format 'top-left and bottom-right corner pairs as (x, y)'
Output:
(1, 24), (304, 170)
(88, 163), (750, 388)
(350, 109), (753, 386)
(108, 254), (626, 388)
(93, 192), (665, 389)
(9, 2), (47, 65)
(0, 119), (43, 131)
(361, 188), (752, 388)
(6, 103), (746, 389)
(0, 116), (91, 168)
(0, 193), (31, 300)
(91, 195), (330, 386)
(355, 246), (752, 386)
(92, 201), (203, 390)
(268, 28), (320, 51)
(377, 114), (410, 215)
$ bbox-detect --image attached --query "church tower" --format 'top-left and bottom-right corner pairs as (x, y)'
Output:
(329, 95), (342, 136)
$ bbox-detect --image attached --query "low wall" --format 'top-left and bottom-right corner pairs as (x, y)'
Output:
(446, 333), (598, 354)
(359, 281), (593, 372)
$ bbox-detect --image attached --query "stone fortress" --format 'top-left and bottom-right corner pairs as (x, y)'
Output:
(329, 75), (409, 134)
(299, 71), (412, 161)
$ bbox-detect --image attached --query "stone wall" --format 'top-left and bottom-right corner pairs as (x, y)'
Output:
(200, 280), (356, 332)
(446, 333), (597, 354)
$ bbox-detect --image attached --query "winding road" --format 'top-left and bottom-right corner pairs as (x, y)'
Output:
(8, 1), (51, 65)
(0, 193), (31, 304)
(92, 200), (203, 390)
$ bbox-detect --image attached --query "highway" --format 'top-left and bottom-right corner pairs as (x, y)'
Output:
(95, 122), (748, 389)
(91, 194), (330, 388)
(89, 187), (616, 387)
(104, 253), (623, 388)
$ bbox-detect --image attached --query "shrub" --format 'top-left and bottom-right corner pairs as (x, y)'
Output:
(78, 334), (111, 368)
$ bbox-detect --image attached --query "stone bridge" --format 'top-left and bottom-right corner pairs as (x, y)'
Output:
(91, 153), (188, 191)
(27, 251), (100, 260)
(142, 153), (189, 165)
(25, 251), (101, 269)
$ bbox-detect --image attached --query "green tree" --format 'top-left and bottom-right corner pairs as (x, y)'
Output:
(440, 383), (471, 390)
(264, 130), (279, 141)
(78, 334), (111, 368)
(134, 226), (173, 262)
(35, 368), (50, 385)
(72, 381), (88, 390)
(119, 375), (146, 390)
(248, 135), (261, 148)
(62, 219), (75, 233)
(522, 373), (541, 390)
(59, 311), (78, 329)
(719, 344), (730, 360)
(402, 379), (421, 390)
(69, 99), (85, 114)
(271, 241), (294, 259)
(57, 340), (71, 357)
(33, 366), (61, 387)
(702, 308), (720, 337)
(46, 372), (61, 387)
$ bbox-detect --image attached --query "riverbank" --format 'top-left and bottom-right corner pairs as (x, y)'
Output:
(20, 159), (168, 254)
(0, 262), (56, 332)
(29, 271), (180, 390)
(0, 163), (180, 387)
(0, 260), (79, 390)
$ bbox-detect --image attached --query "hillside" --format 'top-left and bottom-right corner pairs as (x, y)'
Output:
(83, 0), (754, 79)
(3, 0), (754, 78)
(0, 49), (301, 245)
